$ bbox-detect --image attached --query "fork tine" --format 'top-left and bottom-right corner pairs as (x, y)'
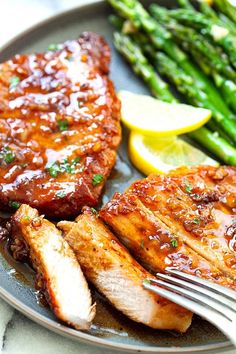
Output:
(167, 269), (236, 301)
(143, 280), (236, 347)
(143, 280), (221, 319)
(143, 279), (230, 326)
(156, 273), (236, 313)
(149, 278), (234, 321)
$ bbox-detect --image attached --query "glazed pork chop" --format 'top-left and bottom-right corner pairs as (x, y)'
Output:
(0, 32), (121, 218)
(58, 207), (192, 332)
(10, 204), (95, 329)
(100, 165), (236, 288)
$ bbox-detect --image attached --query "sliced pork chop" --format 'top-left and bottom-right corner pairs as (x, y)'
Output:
(100, 192), (236, 289)
(126, 166), (236, 281)
(58, 207), (192, 333)
(100, 165), (236, 288)
(10, 204), (95, 329)
(0, 32), (121, 218)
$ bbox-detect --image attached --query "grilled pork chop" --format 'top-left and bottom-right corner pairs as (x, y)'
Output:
(100, 165), (236, 288)
(58, 207), (192, 332)
(0, 32), (121, 218)
(11, 204), (95, 329)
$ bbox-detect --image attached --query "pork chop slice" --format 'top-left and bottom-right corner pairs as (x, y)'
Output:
(10, 204), (95, 329)
(100, 191), (236, 290)
(123, 166), (236, 281)
(0, 32), (121, 218)
(58, 207), (192, 333)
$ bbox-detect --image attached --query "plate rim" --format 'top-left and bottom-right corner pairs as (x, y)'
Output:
(0, 1), (233, 352)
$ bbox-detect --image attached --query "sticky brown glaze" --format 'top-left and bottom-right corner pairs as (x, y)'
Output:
(122, 166), (236, 281)
(0, 32), (121, 218)
(10, 204), (95, 329)
(100, 192), (236, 290)
(169, 165), (236, 212)
(58, 207), (192, 333)
(0, 217), (11, 241)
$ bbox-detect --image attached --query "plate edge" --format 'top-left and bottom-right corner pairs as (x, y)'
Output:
(0, 1), (233, 352)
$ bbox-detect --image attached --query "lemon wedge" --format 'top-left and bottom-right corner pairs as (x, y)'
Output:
(129, 132), (219, 175)
(119, 91), (212, 137)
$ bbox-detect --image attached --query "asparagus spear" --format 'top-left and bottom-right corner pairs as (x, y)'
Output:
(107, 0), (234, 117)
(111, 11), (236, 140)
(151, 50), (236, 154)
(113, 31), (236, 165)
(182, 0), (236, 35)
(218, 13), (236, 35)
(150, 6), (236, 83)
(153, 52), (222, 114)
(213, 0), (236, 24)
(137, 31), (236, 140)
(150, 12), (236, 113)
(113, 32), (175, 102)
(109, 15), (235, 146)
(207, 120), (234, 144)
(198, 1), (219, 19)
(151, 4), (236, 71)
(152, 51), (236, 144)
(109, 14), (124, 31)
(177, 0), (194, 9)
(199, 3), (236, 38)
(138, 30), (236, 144)
(185, 42), (236, 114)
(189, 127), (236, 165)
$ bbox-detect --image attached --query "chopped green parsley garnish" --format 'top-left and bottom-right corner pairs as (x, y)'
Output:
(56, 191), (66, 198)
(5, 151), (15, 164)
(170, 238), (178, 248)
(184, 179), (193, 194)
(9, 201), (20, 209)
(48, 43), (59, 51)
(48, 162), (60, 178)
(92, 174), (103, 186)
(91, 207), (98, 215)
(58, 120), (68, 132)
(60, 159), (75, 174)
(23, 216), (31, 221)
(9, 76), (20, 90)
(193, 217), (201, 225)
(72, 157), (81, 164)
(20, 163), (28, 169)
(46, 158), (82, 178)
(0, 146), (15, 164)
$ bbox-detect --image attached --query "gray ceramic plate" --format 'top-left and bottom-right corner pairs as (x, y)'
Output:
(0, 1), (233, 353)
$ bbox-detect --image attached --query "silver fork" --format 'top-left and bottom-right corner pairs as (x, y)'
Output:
(143, 268), (236, 347)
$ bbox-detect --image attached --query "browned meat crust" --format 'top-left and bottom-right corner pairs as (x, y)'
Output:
(10, 204), (95, 329)
(0, 32), (121, 218)
(58, 207), (192, 332)
(100, 165), (236, 289)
